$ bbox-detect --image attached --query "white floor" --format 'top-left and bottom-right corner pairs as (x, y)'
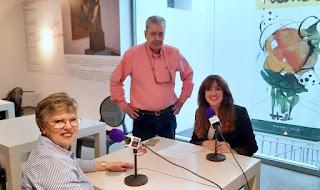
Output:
(80, 145), (320, 190)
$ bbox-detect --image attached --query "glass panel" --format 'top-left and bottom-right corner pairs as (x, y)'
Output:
(132, 0), (320, 175)
(133, 0), (214, 138)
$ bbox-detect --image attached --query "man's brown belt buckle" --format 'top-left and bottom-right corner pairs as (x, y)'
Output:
(155, 111), (161, 116)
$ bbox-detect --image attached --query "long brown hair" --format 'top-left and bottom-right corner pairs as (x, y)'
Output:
(194, 75), (235, 138)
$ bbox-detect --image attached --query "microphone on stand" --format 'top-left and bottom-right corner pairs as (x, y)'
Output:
(108, 129), (148, 187)
(205, 107), (226, 162)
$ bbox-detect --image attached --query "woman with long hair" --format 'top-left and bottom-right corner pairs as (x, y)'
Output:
(190, 75), (258, 156)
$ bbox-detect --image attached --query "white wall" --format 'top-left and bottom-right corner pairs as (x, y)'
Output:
(0, 0), (132, 120)
(0, 1), (33, 100)
(100, 0), (120, 52)
(213, 0), (257, 108)
(3, 0), (318, 133)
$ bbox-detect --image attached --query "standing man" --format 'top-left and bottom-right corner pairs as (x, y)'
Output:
(110, 15), (193, 141)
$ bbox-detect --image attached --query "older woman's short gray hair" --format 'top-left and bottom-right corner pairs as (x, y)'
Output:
(35, 92), (78, 131)
(145, 15), (166, 30)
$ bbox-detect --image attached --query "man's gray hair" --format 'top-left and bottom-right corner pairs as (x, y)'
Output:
(145, 16), (166, 30)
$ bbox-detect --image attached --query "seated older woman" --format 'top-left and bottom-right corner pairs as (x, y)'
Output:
(22, 92), (133, 189)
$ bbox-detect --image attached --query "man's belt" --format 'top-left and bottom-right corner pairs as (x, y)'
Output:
(139, 105), (174, 116)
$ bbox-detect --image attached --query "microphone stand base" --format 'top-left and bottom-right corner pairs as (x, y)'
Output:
(124, 174), (148, 187)
(206, 153), (226, 162)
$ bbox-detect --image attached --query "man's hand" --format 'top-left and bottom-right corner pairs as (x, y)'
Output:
(172, 100), (184, 115)
(124, 104), (139, 119)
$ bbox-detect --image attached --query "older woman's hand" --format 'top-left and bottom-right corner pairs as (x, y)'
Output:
(103, 161), (134, 172)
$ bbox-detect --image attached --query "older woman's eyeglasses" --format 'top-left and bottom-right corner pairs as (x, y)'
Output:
(48, 118), (80, 129)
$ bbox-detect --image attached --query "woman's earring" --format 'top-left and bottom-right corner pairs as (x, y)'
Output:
(41, 127), (46, 134)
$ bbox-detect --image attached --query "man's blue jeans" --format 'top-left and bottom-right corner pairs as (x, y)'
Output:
(132, 110), (177, 141)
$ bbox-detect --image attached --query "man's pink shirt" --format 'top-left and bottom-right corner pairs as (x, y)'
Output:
(110, 43), (194, 111)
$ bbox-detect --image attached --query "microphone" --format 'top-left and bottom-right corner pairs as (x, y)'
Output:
(205, 107), (226, 162)
(109, 129), (141, 149)
(108, 129), (148, 187)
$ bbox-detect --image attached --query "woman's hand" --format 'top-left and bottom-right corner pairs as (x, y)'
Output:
(98, 161), (134, 172)
(202, 140), (237, 154)
(217, 142), (237, 154)
(201, 140), (217, 151)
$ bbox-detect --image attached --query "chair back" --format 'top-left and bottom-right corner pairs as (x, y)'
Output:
(3, 87), (23, 117)
(100, 96), (127, 134)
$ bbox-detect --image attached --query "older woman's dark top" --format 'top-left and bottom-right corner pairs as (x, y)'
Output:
(190, 105), (258, 156)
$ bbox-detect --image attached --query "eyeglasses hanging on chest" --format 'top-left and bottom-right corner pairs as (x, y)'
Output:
(145, 45), (172, 84)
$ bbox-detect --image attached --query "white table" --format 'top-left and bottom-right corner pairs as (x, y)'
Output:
(0, 115), (107, 190)
(0, 99), (15, 118)
(87, 137), (261, 190)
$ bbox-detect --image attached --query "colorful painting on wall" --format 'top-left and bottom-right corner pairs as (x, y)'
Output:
(253, 0), (320, 138)
(257, 2), (320, 120)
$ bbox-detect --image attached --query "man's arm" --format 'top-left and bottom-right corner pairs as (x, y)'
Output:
(110, 55), (131, 111)
(110, 54), (140, 119)
(173, 54), (194, 114)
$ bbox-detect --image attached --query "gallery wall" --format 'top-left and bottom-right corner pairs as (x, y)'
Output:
(0, 0), (132, 120)
(0, 0), (32, 101)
